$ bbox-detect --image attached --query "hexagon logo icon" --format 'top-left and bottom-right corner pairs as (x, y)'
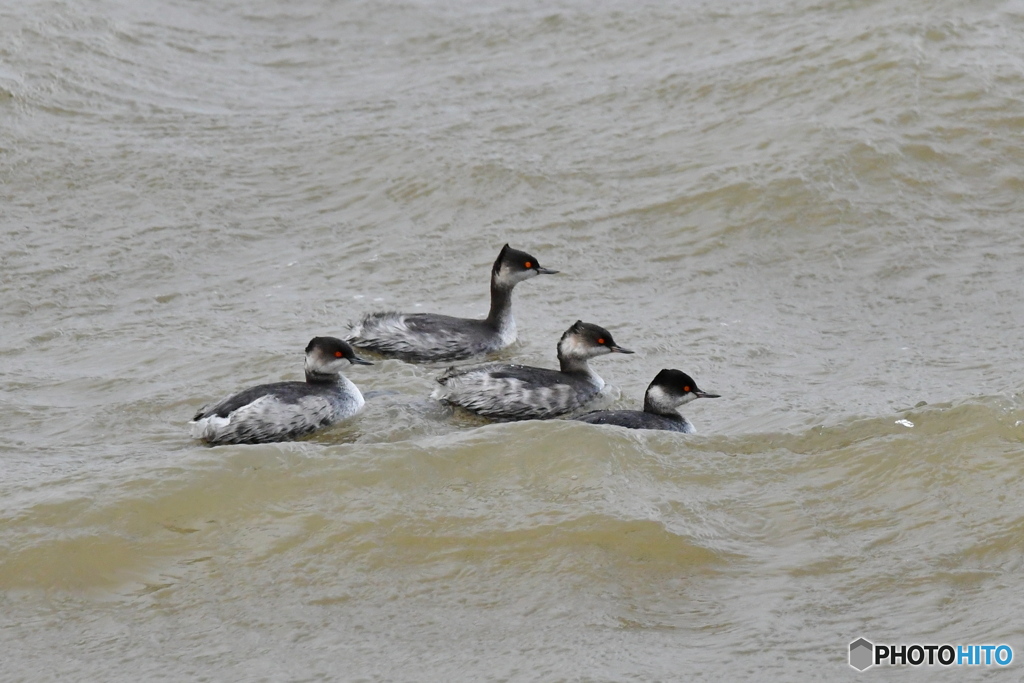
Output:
(850, 638), (874, 671)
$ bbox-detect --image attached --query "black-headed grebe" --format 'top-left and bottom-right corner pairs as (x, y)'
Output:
(575, 369), (719, 433)
(190, 337), (373, 445)
(433, 321), (633, 420)
(347, 244), (557, 362)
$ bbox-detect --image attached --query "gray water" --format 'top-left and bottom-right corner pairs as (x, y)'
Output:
(3, 0), (1024, 680)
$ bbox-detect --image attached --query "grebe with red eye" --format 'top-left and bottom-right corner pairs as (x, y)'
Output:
(190, 337), (373, 445)
(346, 244), (558, 362)
(574, 369), (720, 433)
(433, 321), (633, 420)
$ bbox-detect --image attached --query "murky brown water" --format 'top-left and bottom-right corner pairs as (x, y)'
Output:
(3, 0), (1024, 679)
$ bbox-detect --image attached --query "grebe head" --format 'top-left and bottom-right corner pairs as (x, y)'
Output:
(644, 369), (720, 413)
(557, 320), (633, 361)
(305, 336), (373, 375)
(491, 244), (558, 289)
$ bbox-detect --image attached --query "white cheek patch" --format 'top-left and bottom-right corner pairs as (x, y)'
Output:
(327, 358), (350, 374)
(494, 265), (535, 289)
(647, 385), (672, 405)
(515, 268), (536, 284)
(647, 385), (688, 411)
(559, 334), (586, 358)
(492, 266), (515, 289)
(306, 355), (346, 375)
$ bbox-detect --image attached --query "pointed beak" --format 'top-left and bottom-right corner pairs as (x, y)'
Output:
(535, 267), (559, 275)
(609, 345), (634, 354)
(695, 390), (720, 399)
(349, 356), (374, 366)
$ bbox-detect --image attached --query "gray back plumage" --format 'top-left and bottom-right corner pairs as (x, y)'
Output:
(435, 363), (602, 420)
(346, 244), (556, 362)
(347, 312), (500, 362)
(574, 409), (694, 433)
(192, 378), (364, 445)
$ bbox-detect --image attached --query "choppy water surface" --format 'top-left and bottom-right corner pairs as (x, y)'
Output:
(3, 0), (1024, 679)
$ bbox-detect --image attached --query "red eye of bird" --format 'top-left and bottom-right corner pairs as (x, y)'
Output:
(524, 261), (532, 269)
(597, 338), (605, 344)
(683, 386), (691, 392)
(335, 351), (343, 358)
